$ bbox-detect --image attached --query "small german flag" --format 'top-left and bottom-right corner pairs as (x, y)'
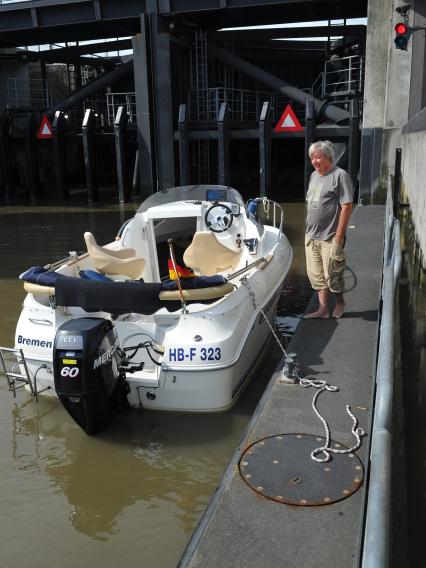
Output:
(168, 259), (195, 280)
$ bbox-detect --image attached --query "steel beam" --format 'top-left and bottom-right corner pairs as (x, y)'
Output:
(82, 108), (98, 202)
(217, 103), (230, 186)
(178, 104), (190, 185)
(259, 101), (271, 197)
(114, 106), (128, 203)
(52, 111), (69, 200)
(208, 25), (366, 42)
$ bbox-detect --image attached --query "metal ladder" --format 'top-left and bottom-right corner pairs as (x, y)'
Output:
(194, 29), (210, 183)
(0, 347), (49, 402)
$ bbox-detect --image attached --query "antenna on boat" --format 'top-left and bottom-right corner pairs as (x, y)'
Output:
(167, 239), (188, 314)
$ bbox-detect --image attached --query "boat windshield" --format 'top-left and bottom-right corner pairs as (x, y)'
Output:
(137, 185), (245, 214)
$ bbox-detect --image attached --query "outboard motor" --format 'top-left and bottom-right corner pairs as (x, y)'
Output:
(53, 318), (124, 435)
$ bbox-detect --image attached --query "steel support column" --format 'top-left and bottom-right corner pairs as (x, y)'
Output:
(82, 108), (98, 202)
(53, 111), (68, 200)
(150, 11), (175, 190)
(0, 111), (13, 202)
(304, 100), (315, 196)
(25, 112), (40, 204)
(178, 104), (190, 185)
(348, 99), (360, 187)
(133, 16), (155, 196)
(259, 101), (271, 197)
(114, 105), (128, 203)
(217, 103), (230, 186)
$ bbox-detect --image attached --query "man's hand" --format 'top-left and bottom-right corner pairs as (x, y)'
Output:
(335, 203), (352, 245)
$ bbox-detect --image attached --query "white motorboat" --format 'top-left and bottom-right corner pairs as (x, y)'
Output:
(0, 185), (292, 434)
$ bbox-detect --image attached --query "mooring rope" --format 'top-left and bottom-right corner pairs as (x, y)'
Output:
(241, 277), (366, 463)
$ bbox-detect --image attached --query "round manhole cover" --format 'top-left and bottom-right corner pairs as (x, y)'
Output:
(239, 433), (364, 506)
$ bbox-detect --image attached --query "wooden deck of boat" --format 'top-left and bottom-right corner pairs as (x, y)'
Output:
(178, 205), (385, 568)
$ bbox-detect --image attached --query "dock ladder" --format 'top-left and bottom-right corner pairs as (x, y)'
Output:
(0, 347), (49, 402)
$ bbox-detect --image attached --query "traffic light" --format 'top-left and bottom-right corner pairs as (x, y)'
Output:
(394, 22), (411, 50)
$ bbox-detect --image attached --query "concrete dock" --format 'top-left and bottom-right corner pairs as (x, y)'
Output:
(178, 205), (385, 568)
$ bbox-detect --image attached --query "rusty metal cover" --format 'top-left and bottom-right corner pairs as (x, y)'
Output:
(239, 433), (364, 506)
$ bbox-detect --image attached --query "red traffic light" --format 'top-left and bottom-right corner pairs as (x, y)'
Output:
(395, 22), (408, 35)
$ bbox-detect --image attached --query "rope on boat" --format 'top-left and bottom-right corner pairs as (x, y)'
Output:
(241, 277), (366, 463)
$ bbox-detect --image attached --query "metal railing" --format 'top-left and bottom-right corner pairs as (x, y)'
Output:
(106, 91), (136, 125)
(323, 55), (364, 104)
(7, 77), (51, 109)
(361, 176), (402, 568)
(189, 87), (273, 122)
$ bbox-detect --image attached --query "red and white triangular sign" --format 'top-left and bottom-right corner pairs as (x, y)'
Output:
(274, 104), (304, 132)
(37, 115), (53, 139)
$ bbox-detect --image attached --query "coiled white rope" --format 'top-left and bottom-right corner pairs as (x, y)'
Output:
(298, 378), (366, 462)
(241, 277), (366, 463)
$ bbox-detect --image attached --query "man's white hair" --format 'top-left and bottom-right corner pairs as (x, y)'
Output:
(308, 140), (334, 162)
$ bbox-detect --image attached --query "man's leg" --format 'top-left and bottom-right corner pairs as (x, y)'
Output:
(303, 288), (330, 319)
(332, 292), (345, 319)
(304, 238), (330, 318)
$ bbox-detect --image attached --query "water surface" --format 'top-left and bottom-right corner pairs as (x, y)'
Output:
(0, 201), (309, 568)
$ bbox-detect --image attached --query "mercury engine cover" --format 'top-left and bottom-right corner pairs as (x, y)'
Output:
(53, 317), (123, 435)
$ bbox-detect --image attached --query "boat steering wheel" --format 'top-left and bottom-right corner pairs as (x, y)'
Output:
(205, 204), (233, 233)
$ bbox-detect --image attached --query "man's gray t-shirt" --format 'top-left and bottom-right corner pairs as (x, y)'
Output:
(305, 165), (354, 240)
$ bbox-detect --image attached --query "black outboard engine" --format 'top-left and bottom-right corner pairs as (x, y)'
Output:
(53, 317), (124, 435)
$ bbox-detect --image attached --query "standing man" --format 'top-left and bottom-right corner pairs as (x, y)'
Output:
(304, 140), (354, 319)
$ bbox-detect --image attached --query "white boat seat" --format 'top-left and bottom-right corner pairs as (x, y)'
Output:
(183, 231), (242, 276)
(84, 232), (145, 279)
(23, 281), (234, 302)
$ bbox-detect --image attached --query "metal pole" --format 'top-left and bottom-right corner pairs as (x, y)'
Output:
(259, 101), (271, 197)
(217, 102), (230, 185)
(167, 239), (187, 314)
(304, 100), (315, 196)
(82, 108), (98, 202)
(25, 112), (41, 204)
(52, 110), (69, 200)
(178, 104), (190, 186)
(348, 98), (360, 187)
(114, 105), (128, 203)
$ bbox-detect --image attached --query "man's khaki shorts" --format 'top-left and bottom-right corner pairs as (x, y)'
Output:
(305, 235), (346, 293)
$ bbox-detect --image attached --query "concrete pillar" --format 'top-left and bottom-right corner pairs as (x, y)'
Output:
(360, 0), (413, 203)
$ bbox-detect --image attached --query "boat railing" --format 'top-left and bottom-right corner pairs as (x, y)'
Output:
(259, 198), (284, 242)
(361, 175), (401, 568)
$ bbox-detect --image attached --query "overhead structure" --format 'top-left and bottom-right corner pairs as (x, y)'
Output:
(0, 0), (368, 203)
(208, 43), (350, 124)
